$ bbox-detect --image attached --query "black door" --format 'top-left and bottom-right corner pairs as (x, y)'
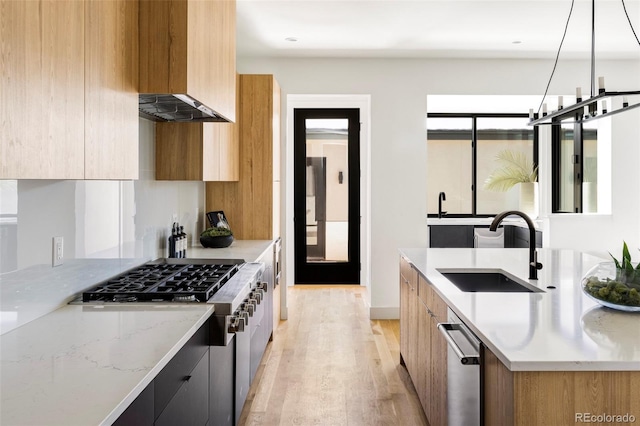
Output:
(294, 108), (360, 284)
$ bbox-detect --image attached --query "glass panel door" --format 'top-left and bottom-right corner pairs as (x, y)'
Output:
(293, 109), (360, 284)
(305, 118), (349, 263)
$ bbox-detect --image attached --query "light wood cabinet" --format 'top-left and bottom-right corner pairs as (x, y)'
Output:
(1, 0), (138, 180)
(155, 78), (239, 181)
(205, 75), (281, 239)
(1, 0), (85, 179)
(415, 274), (448, 426)
(155, 121), (238, 181)
(399, 256), (419, 380)
(483, 348), (640, 426)
(429, 308), (448, 426)
(139, 0), (236, 122)
(85, 0), (139, 180)
(416, 299), (432, 421)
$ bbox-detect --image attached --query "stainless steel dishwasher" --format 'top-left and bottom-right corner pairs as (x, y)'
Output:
(438, 308), (482, 426)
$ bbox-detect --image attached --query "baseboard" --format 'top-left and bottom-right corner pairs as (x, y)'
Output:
(369, 307), (399, 320)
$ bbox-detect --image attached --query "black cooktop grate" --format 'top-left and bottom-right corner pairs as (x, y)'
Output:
(82, 263), (239, 302)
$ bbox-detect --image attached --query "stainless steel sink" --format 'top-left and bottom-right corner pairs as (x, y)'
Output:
(437, 269), (544, 293)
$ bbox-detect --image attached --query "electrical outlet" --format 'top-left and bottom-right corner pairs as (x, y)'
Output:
(52, 236), (64, 267)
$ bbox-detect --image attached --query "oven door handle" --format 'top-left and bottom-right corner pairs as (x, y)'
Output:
(437, 323), (480, 365)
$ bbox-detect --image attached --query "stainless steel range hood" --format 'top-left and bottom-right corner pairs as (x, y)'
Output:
(139, 94), (229, 122)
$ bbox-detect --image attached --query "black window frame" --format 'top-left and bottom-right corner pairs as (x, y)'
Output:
(427, 112), (539, 218)
(551, 111), (598, 213)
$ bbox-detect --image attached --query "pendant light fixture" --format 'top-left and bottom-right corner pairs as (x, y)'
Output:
(528, 0), (640, 126)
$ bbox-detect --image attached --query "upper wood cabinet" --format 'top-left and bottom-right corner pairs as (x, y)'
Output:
(0, 0), (139, 180)
(1, 0), (85, 179)
(139, 0), (236, 123)
(155, 121), (239, 181)
(205, 75), (281, 239)
(155, 77), (239, 181)
(85, 0), (139, 180)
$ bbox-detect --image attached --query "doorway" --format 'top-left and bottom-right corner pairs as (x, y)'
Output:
(293, 108), (360, 284)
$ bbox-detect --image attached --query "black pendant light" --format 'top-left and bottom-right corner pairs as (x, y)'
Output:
(529, 0), (640, 126)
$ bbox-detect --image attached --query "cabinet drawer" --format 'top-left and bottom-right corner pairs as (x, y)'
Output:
(400, 256), (415, 288)
(113, 382), (154, 426)
(154, 320), (209, 419)
(429, 225), (474, 248)
(430, 288), (448, 321)
(418, 273), (432, 308)
(156, 349), (209, 426)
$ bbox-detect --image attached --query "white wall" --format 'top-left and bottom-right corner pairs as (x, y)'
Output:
(237, 57), (640, 318)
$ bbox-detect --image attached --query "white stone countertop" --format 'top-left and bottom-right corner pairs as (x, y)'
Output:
(399, 248), (640, 371)
(0, 304), (214, 426)
(427, 217), (544, 229)
(0, 239), (276, 425)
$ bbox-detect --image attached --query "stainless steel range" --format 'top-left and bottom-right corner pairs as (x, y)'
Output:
(77, 258), (271, 426)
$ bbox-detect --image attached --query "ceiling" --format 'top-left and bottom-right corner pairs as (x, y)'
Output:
(236, 0), (640, 59)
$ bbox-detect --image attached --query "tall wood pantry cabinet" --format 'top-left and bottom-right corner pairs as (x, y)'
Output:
(205, 75), (281, 239)
(1, 0), (139, 180)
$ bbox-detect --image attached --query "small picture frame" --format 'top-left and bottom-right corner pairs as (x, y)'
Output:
(206, 210), (231, 230)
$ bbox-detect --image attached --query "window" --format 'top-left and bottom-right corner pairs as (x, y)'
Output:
(427, 113), (538, 217)
(551, 116), (600, 213)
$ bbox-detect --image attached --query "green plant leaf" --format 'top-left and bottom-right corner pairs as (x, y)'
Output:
(623, 241), (631, 264)
(609, 252), (621, 269)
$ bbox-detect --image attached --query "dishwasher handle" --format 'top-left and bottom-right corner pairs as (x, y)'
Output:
(437, 323), (481, 365)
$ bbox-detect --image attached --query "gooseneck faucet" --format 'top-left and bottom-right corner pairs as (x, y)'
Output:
(438, 192), (447, 219)
(489, 210), (543, 280)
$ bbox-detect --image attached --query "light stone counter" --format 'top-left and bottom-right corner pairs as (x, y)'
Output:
(399, 248), (640, 371)
(0, 240), (275, 425)
(0, 304), (213, 426)
(188, 239), (274, 263)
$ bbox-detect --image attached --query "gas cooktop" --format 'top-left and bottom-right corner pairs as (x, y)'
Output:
(81, 259), (243, 303)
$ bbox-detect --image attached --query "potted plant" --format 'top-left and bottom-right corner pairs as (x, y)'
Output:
(582, 242), (640, 311)
(483, 149), (539, 218)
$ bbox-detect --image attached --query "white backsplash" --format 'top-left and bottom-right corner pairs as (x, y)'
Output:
(0, 119), (206, 333)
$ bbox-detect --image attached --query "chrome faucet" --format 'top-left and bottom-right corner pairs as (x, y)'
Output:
(438, 192), (447, 219)
(489, 210), (543, 280)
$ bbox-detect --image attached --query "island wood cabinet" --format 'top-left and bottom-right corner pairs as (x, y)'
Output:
(416, 274), (448, 426)
(400, 257), (448, 426)
(399, 255), (419, 379)
(483, 348), (640, 426)
(206, 75), (281, 239)
(155, 77), (239, 182)
(139, 0), (236, 123)
(1, 0), (139, 180)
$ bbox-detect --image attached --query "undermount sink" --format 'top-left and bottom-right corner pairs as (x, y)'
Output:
(438, 269), (544, 293)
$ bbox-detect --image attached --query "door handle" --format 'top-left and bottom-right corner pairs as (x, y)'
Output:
(437, 323), (480, 365)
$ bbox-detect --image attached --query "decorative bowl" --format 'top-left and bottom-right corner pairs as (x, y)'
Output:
(581, 262), (640, 312)
(200, 235), (234, 248)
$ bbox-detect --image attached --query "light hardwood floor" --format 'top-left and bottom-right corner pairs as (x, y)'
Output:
(239, 285), (429, 426)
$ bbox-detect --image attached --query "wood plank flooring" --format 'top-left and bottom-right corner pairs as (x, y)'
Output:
(239, 285), (429, 426)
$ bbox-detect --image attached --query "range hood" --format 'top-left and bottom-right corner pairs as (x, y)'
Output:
(138, 94), (229, 122)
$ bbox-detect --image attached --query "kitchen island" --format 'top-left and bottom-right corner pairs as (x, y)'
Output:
(400, 248), (640, 426)
(0, 240), (276, 426)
